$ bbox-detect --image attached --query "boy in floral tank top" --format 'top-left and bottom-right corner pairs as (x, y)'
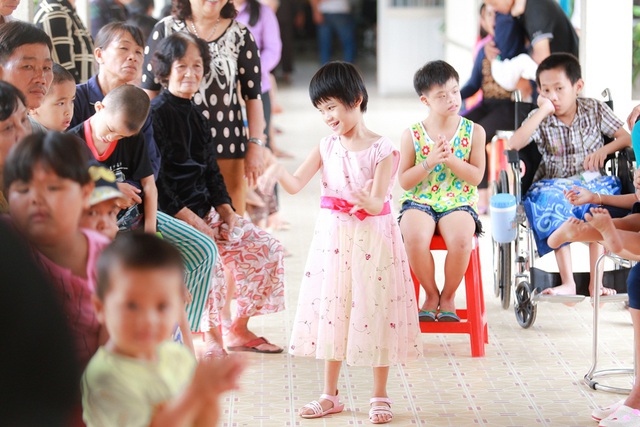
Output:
(398, 60), (486, 323)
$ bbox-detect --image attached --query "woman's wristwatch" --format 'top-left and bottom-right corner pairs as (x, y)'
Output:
(248, 137), (264, 147)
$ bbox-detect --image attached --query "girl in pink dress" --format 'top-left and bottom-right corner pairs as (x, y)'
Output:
(278, 62), (422, 425)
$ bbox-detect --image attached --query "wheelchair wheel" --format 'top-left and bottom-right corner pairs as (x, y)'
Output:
(492, 170), (512, 309)
(514, 281), (537, 328)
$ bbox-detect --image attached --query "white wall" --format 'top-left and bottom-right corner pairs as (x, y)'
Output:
(579, 0), (635, 121)
(377, 2), (444, 95)
(444, 0), (481, 85)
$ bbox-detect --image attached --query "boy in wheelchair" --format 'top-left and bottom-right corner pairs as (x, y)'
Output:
(507, 53), (631, 298)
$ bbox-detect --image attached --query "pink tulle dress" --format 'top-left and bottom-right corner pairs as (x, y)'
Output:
(289, 135), (422, 366)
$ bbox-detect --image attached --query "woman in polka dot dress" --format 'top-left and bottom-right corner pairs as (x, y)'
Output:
(142, 0), (266, 216)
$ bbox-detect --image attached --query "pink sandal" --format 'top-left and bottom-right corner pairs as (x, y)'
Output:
(299, 391), (344, 419)
(369, 397), (393, 424)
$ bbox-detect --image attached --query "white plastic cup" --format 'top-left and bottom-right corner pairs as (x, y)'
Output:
(490, 193), (517, 243)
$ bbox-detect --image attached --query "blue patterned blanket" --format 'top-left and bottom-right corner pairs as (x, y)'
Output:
(523, 176), (621, 256)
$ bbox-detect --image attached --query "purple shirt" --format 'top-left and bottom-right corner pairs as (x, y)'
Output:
(236, 2), (282, 93)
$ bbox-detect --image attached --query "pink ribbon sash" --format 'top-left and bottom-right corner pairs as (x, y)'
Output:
(320, 196), (390, 220)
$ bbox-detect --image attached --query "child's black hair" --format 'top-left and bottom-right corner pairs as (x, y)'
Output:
(309, 61), (368, 112)
(96, 233), (185, 300)
(413, 60), (459, 96)
(102, 84), (151, 133)
(0, 81), (26, 122)
(3, 132), (91, 192)
(51, 63), (75, 86)
(535, 52), (581, 86)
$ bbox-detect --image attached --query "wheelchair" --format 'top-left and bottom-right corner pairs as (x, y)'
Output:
(490, 89), (635, 328)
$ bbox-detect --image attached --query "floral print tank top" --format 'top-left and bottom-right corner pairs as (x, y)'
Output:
(399, 117), (478, 213)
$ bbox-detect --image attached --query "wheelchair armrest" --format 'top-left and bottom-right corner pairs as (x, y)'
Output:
(505, 149), (520, 164)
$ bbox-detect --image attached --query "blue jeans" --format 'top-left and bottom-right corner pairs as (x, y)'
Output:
(317, 13), (356, 64)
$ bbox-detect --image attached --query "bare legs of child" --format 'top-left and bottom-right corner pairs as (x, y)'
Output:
(400, 210), (438, 317)
(541, 242), (607, 301)
(299, 361), (393, 424)
(438, 212), (475, 318)
(400, 209), (475, 321)
(546, 208), (640, 296)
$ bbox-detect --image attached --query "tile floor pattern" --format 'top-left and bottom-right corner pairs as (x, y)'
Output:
(196, 59), (636, 426)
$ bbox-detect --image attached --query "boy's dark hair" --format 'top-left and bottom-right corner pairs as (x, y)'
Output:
(309, 61), (368, 112)
(51, 63), (75, 86)
(102, 84), (150, 133)
(0, 22), (52, 64)
(94, 21), (145, 51)
(535, 52), (582, 86)
(0, 81), (26, 122)
(152, 32), (211, 87)
(96, 233), (185, 300)
(3, 132), (91, 192)
(413, 60), (459, 96)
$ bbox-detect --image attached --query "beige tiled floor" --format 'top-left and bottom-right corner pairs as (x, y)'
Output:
(202, 59), (635, 427)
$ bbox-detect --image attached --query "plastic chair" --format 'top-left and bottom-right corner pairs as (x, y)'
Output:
(411, 235), (488, 357)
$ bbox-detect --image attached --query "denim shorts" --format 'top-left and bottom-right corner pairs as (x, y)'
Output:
(398, 200), (483, 236)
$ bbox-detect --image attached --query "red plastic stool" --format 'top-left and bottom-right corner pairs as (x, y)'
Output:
(411, 235), (488, 357)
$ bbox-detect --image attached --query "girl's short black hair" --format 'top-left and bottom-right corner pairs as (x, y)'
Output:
(309, 61), (368, 112)
(3, 132), (91, 192)
(0, 81), (26, 122)
(535, 52), (581, 86)
(171, 0), (237, 22)
(413, 60), (459, 96)
(152, 32), (212, 87)
(94, 21), (145, 50)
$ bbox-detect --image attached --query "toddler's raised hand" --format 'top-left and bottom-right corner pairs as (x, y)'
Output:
(195, 353), (247, 398)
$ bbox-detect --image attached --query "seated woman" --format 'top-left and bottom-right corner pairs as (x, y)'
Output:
(150, 32), (285, 354)
(70, 22), (220, 351)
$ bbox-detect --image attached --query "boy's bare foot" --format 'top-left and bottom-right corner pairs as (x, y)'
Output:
(541, 283), (577, 296)
(420, 292), (440, 313)
(585, 207), (623, 253)
(548, 217), (584, 249)
(541, 283), (580, 306)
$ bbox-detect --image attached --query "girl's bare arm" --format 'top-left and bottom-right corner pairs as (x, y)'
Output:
(277, 145), (322, 194)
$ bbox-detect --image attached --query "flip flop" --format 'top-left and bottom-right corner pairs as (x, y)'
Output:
(437, 311), (461, 322)
(226, 336), (284, 354)
(418, 309), (437, 322)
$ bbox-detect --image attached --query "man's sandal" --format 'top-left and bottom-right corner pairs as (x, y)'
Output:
(299, 391), (344, 419)
(369, 397), (393, 424)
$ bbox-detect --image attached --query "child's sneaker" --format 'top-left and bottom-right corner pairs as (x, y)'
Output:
(599, 405), (640, 427)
